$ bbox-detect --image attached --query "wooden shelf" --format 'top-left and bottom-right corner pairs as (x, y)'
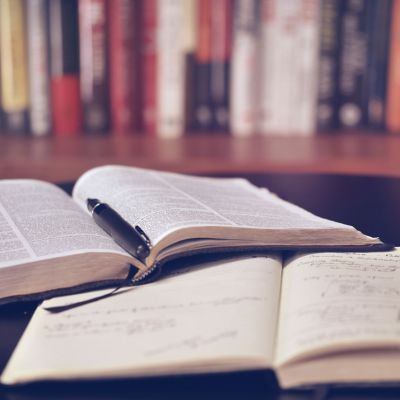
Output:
(1, 132), (400, 182)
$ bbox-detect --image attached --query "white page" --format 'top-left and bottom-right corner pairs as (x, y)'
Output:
(72, 165), (351, 245)
(2, 256), (282, 384)
(0, 180), (126, 269)
(276, 250), (400, 366)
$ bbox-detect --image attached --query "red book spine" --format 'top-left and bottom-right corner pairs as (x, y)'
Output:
(48, 0), (81, 136)
(109, 0), (139, 134)
(211, 0), (232, 62)
(51, 76), (82, 135)
(197, 0), (211, 64)
(142, 0), (157, 135)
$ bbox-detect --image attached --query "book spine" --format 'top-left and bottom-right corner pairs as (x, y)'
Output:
(193, 0), (212, 131)
(316, 0), (341, 133)
(230, 0), (260, 137)
(258, 0), (319, 136)
(109, 0), (139, 134)
(156, 0), (185, 138)
(26, 0), (51, 136)
(258, 0), (287, 135)
(292, 0), (320, 135)
(210, 0), (232, 132)
(79, 0), (110, 133)
(142, 0), (157, 135)
(183, 0), (197, 132)
(386, 0), (400, 133)
(364, 0), (392, 131)
(337, 0), (369, 130)
(49, 0), (82, 136)
(0, 0), (29, 134)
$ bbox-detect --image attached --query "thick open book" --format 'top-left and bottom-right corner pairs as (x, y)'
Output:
(2, 251), (400, 388)
(0, 165), (385, 304)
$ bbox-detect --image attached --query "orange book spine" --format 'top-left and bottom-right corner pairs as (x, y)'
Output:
(386, 0), (400, 133)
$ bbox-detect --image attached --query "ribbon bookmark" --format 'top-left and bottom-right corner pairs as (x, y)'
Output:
(43, 265), (139, 314)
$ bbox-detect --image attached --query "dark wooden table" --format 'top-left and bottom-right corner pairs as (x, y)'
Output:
(3, 133), (400, 182)
(1, 172), (400, 400)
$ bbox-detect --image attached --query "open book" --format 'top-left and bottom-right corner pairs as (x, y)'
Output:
(0, 165), (385, 304)
(2, 250), (400, 388)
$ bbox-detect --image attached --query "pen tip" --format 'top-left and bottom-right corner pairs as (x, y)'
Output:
(87, 198), (100, 213)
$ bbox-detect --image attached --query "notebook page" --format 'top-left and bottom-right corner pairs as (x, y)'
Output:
(275, 250), (400, 366)
(2, 256), (282, 384)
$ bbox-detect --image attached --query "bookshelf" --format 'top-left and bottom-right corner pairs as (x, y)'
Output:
(2, 133), (400, 183)
(0, 1), (398, 184)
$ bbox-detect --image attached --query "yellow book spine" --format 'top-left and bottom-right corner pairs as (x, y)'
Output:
(0, 0), (29, 112)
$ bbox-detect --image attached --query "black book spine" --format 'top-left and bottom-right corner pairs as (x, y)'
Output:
(79, 0), (110, 134)
(209, 0), (231, 132)
(337, 0), (369, 130)
(364, 0), (392, 131)
(184, 52), (196, 132)
(49, 0), (80, 77)
(316, 0), (341, 133)
(210, 60), (230, 131)
(193, 0), (213, 132)
(193, 63), (212, 131)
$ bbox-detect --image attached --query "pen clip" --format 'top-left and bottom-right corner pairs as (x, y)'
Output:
(133, 224), (152, 261)
(134, 225), (152, 249)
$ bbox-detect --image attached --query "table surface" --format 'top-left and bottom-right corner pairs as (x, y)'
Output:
(1, 172), (400, 400)
(4, 133), (400, 182)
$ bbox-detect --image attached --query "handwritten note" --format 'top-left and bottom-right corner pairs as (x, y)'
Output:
(2, 256), (282, 384)
(276, 250), (400, 365)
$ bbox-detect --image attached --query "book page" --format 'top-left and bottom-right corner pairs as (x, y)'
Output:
(275, 250), (400, 366)
(0, 180), (126, 269)
(1, 256), (282, 384)
(73, 165), (351, 245)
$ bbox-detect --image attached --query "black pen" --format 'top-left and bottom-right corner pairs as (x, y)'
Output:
(87, 198), (152, 262)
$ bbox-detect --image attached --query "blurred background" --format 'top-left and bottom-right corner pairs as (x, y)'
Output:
(1, 0), (400, 183)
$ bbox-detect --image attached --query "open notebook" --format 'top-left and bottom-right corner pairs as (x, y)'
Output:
(2, 250), (400, 388)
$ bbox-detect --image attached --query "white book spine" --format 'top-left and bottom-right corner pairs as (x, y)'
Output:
(258, 0), (288, 134)
(27, 0), (51, 136)
(156, 0), (185, 138)
(230, 0), (260, 137)
(258, 0), (319, 136)
(290, 0), (319, 135)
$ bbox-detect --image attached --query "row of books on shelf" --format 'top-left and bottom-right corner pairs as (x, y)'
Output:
(1, 0), (399, 138)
